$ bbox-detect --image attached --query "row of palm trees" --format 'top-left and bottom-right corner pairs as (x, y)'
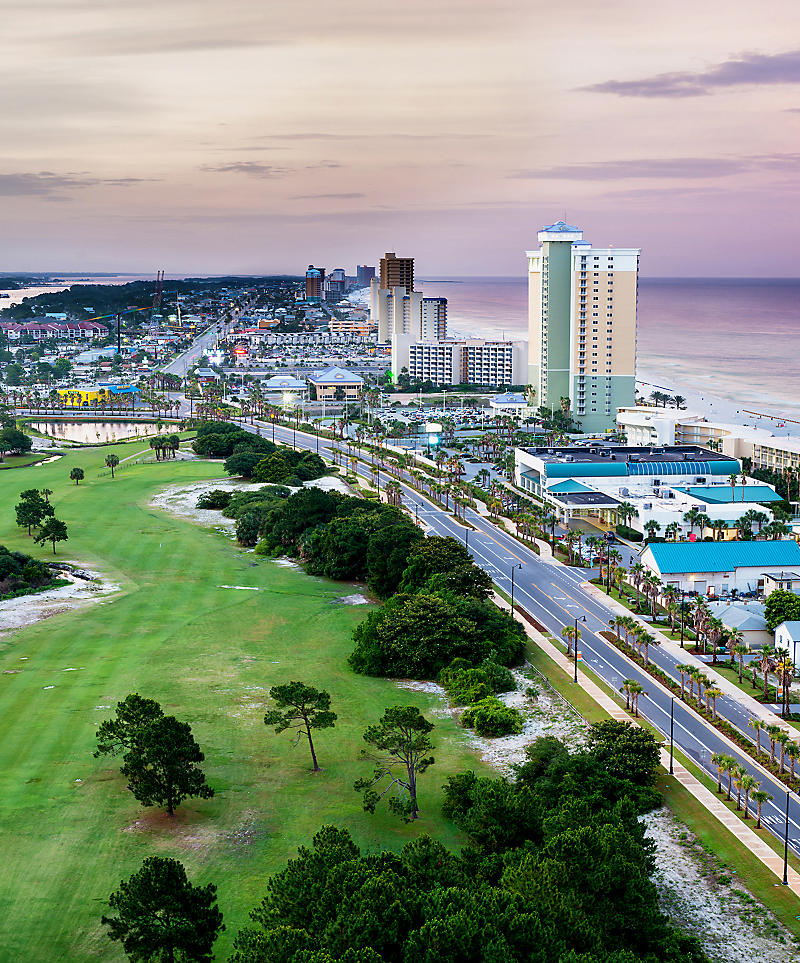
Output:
(747, 719), (800, 777)
(710, 753), (773, 827)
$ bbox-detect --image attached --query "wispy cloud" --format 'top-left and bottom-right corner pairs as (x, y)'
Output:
(509, 154), (800, 181)
(199, 162), (289, 178)
(0, 171), (154, 198)
(291, 192), (365, 200)
(584, 48), (800, 98)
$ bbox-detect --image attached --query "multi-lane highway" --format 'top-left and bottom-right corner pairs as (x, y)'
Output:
(240, 417), (800, 858)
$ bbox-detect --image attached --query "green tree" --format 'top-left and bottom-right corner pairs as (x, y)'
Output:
(253, 451), (294, 483)
(105, 453), (120, 477)
(263, 681), (337, 772)
(355, 706), (434, 820)
(34, 516), (68, 554)
(15, 489), (53, 535)
(586, 720), (660, 790)
(69, 466), (85, 485)
(102, 856), (224, 963)
(120, 715), (214, 815)
(398, 536), (473, 593)
(0, 426), (32, 460)
(765, 589), (800, 631)
(94, 693), (165, 758)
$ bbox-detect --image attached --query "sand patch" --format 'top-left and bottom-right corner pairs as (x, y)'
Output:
(645, 808), (799, 962)
(0, 566), (120, 641)
(331, 594), (370, 605)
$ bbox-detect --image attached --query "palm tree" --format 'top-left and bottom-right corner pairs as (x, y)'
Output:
(705, 687), (723, 721)
(683, 508), (702, 535)
(644, 519), (661, 542)
(785, 742), (800, 781)
(758, 646), (775, 701)
(751, 789), (773, 829)
(723, 758), (739, 801)
(105, 453), (120, 478)
(621, 678), (635, 712)
(732, 766), (746, 810)
(676, 664), (693, 700)
(639, 631), (658, 667)
(739, 774), (759, 818)
(749, 717), (766, 756)
(616, 500), (638, 528)
(629, 562), (645, 611)
(728, 472), (738, 503)
(765, 723), (783, 766)
(665, 521), (679, 541)
(608, 617), (622, 642)
(712, 752), (729, 793)
(628, 680), (644, 717)
(561, 625), (578, 657)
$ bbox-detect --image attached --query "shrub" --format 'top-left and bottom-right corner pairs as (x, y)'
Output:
(615, 524), (642, 542)
(440, 659), (516, 705)
(223, 451), (265, 478)
(197, 490), (233, 510)
(461, 697), (523, 737)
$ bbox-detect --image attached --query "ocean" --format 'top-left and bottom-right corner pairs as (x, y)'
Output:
(415, 276), (800, 424)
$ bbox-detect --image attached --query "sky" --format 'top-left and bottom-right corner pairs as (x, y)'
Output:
(3, 0), (800, 276)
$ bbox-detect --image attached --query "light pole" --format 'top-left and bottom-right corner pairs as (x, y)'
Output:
(510, 563), (522, 612)
(465, 527), (469, 553)
(669, 698), (675, 774)
(783, 790), (790, 886)
(573, 614), (586, 683)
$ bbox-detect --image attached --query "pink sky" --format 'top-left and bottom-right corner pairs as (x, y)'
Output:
(3, 0), (800, 275)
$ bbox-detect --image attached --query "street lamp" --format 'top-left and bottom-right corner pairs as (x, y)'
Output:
(669, 698), (675, 774)
(510, 563), (522, 612)
(783, 789), (790, 886)
(573, 614), (586, 683)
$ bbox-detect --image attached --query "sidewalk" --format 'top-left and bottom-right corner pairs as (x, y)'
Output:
(493, 592), (800, 897)
(582, 581), (795, 736)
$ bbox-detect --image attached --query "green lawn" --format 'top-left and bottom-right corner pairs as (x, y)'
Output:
(0, 441), (482, 962)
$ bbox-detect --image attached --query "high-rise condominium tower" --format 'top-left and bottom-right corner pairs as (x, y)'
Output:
(527, 221), (639, 432)
(379, 252), (414, 292)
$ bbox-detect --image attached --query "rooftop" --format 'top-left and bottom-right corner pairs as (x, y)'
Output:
(522, 445), (737, 466)
(308, 365), (364, 385)
(673, 485), (782, 505)
(644, 540), (800, 575)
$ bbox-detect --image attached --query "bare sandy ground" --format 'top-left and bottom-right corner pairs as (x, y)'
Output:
(148, 474), (353, 534)
(0, 568), (120, 642)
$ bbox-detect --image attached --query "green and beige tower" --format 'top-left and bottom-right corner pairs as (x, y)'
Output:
(527, 221), (639, 433)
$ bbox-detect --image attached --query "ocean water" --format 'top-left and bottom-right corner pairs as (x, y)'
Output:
(416, 276), (800, 422)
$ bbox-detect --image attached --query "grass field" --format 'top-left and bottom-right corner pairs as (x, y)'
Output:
(0, 441), (483, 962)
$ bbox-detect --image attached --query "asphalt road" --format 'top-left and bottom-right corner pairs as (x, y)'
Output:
(232, 417), (800, 861)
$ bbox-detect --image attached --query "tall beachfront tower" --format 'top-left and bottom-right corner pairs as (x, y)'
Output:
(527, 221), (639, 433)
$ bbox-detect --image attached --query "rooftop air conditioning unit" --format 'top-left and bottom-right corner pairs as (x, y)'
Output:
(644, 503), (652, 510)
(565, 455), (574, 462)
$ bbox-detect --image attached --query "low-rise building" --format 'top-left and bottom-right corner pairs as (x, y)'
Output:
(490, 392), (531, 421)
(706, 600), (772, 647)
(775, 621), (800, 668)
(514, 444), (773, 532)
(617, 405), (800, 476)
(308, 366), (364, 402)
(640, 540), (800, 597)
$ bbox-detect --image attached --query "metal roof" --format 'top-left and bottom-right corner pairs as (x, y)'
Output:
(672, 485), (782, 504)
(644, 540), (800, 575)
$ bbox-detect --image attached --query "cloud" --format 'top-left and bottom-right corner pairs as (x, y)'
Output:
(200, 162), (289, 178)
(584, 48), (800, 98)
(508, 154), (800, 181)
(291, 192), (365, 200)
(0, 171), (154, 198)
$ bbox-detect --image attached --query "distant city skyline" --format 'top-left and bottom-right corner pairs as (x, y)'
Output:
(4, 1), (800, 275)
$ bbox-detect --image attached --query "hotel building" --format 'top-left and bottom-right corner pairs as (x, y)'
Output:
(379, 252), (414, 292)
(527, 221), (639, 432)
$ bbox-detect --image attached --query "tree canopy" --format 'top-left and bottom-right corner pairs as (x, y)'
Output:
(264, 682), (337, 772)
(102, 856), (224, 963)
